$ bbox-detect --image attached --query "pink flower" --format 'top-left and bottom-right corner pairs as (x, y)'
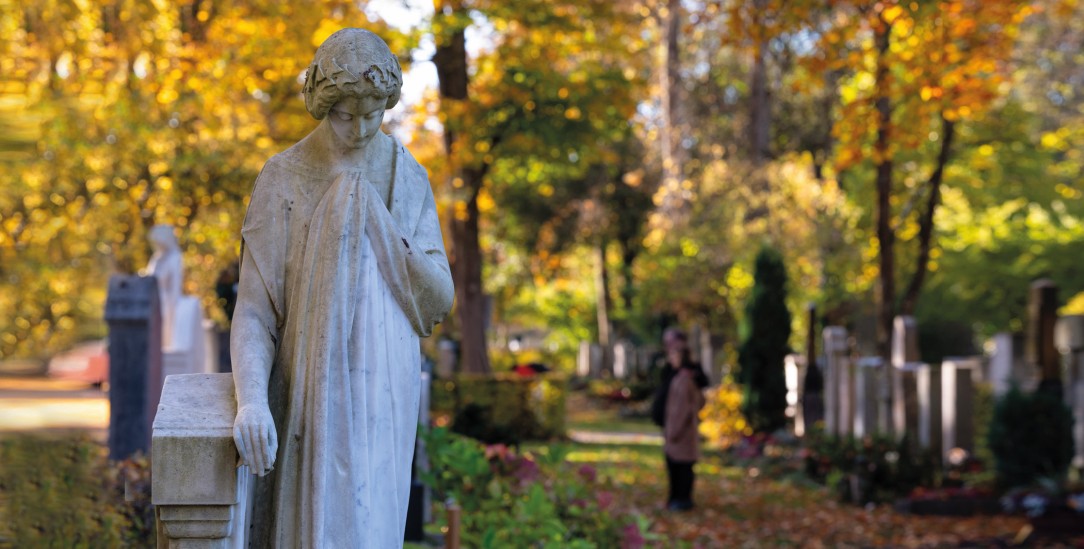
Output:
(578, 464), (598, 483)
(621, 523), (645, 549)
(513, 456), (540, 484)
(596, 490), (614, 510)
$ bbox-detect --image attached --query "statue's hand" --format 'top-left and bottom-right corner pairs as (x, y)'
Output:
(234, 404), (278, 476)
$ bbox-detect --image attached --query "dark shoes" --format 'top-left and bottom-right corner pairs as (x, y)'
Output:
(667, 499), (694, 512)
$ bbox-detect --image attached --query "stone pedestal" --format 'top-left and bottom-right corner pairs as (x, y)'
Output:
(162, 296), (209, 379)
(152, 373), (252, 549)
(941, 360), (976, 463)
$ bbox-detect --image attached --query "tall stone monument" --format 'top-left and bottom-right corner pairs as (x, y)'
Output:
(104, 275), (163, 460)
(891, 316), (921, 442)
(1028, 279), (1061, 394)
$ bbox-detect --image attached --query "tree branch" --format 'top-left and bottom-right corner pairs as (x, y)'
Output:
(900, 115), (956, 315)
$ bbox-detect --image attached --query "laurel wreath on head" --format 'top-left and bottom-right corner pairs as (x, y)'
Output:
(303, 56), (400, 97)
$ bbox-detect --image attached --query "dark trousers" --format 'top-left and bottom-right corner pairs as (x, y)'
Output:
(665, 454), (695, 504)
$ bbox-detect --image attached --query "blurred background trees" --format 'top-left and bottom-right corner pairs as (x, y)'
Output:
(2, 0), (1082, 375)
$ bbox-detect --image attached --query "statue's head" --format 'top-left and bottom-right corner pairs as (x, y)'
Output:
(302, 28), (402, 121)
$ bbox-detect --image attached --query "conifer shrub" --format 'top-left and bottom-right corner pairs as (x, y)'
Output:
(988, 386), (1074, 489)
(737, 247), (792, 433)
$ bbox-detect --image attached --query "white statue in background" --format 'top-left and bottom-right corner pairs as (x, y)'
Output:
(231, 28), (454, 548)
(146, 224), (183, 349)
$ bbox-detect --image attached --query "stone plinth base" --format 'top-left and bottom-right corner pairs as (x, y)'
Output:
(152, 373), (252, 549)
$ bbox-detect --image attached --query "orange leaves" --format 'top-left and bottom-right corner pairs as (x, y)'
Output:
(796, 0), (1031, 172)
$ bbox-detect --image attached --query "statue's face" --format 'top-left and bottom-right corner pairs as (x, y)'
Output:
(327, 94), (386, 150)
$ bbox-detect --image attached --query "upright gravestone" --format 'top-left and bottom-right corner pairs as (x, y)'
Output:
(613, 341), (629, 380)
(1028, 279), (1061, 394)
(1055, 315), (1084, 474)
(916, 363), (942, 457)
(942, 359), (977, 463)
(784, 354), (803, 433)
(577, 341), (591, 378)
(437, 338), (457, 378)
(823, 327), (851, 437)
(802, 304), (824, 433)
(854, 356), (885, 438)
(989, 332), (1034, 395)
(104, 274), (163, 460)
(892, 316), (921, 443)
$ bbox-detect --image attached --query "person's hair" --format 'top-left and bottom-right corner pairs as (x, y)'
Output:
(663, 327), (687, 344)
(302, 28), (402, 120)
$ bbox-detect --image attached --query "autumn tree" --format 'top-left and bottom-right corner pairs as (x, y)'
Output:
(799, 0), (1034, 358)
(430, 0), (646, 373)
(0, 1), (409, 359)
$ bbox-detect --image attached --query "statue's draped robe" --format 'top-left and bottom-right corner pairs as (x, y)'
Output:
(236, 138), (453, 548)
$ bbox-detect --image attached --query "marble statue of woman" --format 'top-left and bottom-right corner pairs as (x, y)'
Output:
(145, 224), (182, 350)
(230, 28), (454, 548)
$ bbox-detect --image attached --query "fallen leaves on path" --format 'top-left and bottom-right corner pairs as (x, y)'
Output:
(568, 443), (1031, 548)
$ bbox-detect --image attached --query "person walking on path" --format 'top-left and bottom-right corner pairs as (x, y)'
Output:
(651, 328), (708, 511)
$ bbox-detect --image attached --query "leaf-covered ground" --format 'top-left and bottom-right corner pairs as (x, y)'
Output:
(557, 393), (1050, 548)
(563, 442), (1035, 548)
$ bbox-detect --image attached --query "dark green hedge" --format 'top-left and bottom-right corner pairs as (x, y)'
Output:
(431, 374), (568, 444)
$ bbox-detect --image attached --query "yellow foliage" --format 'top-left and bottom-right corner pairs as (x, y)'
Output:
(699, 381), (752, 450)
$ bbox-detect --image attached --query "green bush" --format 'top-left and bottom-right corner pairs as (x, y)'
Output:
(988, 386), (1075, 489)
(737, 247), (792, 433)
(431, 374), (568, 444)
(421, 427), (631, 548)
(0, 434), (154, 547)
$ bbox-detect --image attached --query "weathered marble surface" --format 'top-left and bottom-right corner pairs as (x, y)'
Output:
(230, 28), (453, 548)
(152, 373), (253, 549)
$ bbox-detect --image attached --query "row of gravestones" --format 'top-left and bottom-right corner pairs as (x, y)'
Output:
(576, 341), (658, 380)
(804, 280), (1084, 472)
(576, 329), (721, 383)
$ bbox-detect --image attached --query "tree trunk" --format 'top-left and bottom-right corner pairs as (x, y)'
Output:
(873, 18), (895, 362)
(749, 0), (771, 165)
(900, 116), (955, 315)
(595, 241), (613, 373)
(659, 0), (683, 210)
(450, 173), (491, 374)
(618, 237), (637, 314)
(434, 0), (491, 374)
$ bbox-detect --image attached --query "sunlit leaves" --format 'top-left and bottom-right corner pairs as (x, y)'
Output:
(0, 0), (406, 359)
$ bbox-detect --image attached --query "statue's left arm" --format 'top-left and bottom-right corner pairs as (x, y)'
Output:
(364, 176), (454, 337)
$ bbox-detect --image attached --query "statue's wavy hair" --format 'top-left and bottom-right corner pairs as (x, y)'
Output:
(302, 28), (402, 120)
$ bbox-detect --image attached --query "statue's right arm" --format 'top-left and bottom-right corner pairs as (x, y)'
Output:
(231, 242), (279, 476)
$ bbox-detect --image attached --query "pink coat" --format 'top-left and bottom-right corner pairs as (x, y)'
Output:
(664, 368), (706, 462)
